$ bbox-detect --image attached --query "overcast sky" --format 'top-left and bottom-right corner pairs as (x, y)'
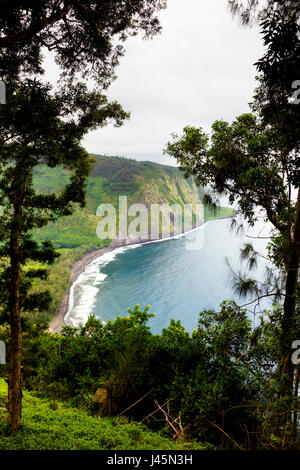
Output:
(45, 0), (264, 166)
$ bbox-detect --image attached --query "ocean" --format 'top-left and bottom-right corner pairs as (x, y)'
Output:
(64, 217), (273, 334)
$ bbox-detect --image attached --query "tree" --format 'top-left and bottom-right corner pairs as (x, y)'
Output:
(164, 109), (299, 436)
(228, 0), (299, 24)
(0, 78), (128, 431)
(254, 9), (300, 187)
(165, 1), (300, 442)
(229, 2), (300, 184)
(0, 0), (166, 86)
(0, 1), (165, 432)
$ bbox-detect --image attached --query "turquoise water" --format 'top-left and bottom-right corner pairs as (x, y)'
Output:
(65, 218), (272, 333)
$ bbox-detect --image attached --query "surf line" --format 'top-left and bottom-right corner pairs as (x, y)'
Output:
(64, 218), (231, 328)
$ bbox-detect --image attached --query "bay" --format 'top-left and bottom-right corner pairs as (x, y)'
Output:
(65, 218), (273, 334)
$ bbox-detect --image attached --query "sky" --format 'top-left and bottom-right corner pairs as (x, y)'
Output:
(45, 0), (264, 167)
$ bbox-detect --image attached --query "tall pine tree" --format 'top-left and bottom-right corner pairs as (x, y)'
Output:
(0, 1), (165, 431)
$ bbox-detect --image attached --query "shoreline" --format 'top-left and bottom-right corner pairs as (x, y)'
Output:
(48, 215), (232, 333)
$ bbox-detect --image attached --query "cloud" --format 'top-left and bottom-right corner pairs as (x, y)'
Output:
(46, 0), (264, 166)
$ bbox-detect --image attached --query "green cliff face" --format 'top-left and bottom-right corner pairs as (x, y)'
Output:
(33, 155), (232, 249)
(29, 155), (233, 317)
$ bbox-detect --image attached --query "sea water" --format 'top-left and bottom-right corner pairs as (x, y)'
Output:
(65, 218), (273, 333)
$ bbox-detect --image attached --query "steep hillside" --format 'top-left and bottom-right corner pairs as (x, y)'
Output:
(30, 155), (232, 318)
(33, 155), (232, 249)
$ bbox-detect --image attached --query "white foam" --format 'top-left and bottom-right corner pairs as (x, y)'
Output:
(141, 221), (207, 245)
(64, 222), (214, 328)
(64, 245), (143, 327)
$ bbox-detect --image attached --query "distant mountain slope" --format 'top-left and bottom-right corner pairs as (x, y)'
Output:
(33, 155), (232, 249)
(30, 155), (233, 318)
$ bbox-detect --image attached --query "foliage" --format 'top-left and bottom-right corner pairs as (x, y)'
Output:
(163, 2), (300, 445)
(228, 0), (298, 25)
(0, 379), (206, 450)
(31, 155), (232, 249)
(3, 303), (297, 449)
(164, 96), (300, 438)
(0, 0), (166, 431)
(0, 81), (128, 322)
(0, 1), (166, 87)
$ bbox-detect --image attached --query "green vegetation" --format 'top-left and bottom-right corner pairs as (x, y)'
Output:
(0, 379), (205, 450)
(3, 0), (297, 452)
(29, 155), (233, 320)
(204, 206), (233, 221)
(31, 246), (108, 319)
(33, 155), (232, 249)
(163, 2), (300, 448)
(0, 0), (165, 432)
(0, 302), (292, 450)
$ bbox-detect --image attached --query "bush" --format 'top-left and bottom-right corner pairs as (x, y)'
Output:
(16, 302), (295, 449)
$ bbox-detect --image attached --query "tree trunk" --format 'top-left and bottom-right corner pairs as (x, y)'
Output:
(279, 189), (300, 424)
(293, 367), (300, 439)
(8, 183), (24, 432)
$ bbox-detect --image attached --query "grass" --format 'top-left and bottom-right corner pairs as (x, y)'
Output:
(204, 206), (233, 220)
(26, 155), (235, 324)
(0, 380), (207, 450)
(32, 156), (234, 249)
(29, 244), (109, 317)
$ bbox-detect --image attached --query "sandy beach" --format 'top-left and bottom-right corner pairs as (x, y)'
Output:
(48, 216), (233, 334)
(48, 236), (155, 333)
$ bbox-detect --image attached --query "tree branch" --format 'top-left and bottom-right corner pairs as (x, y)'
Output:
(0, 3), (71, 48)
